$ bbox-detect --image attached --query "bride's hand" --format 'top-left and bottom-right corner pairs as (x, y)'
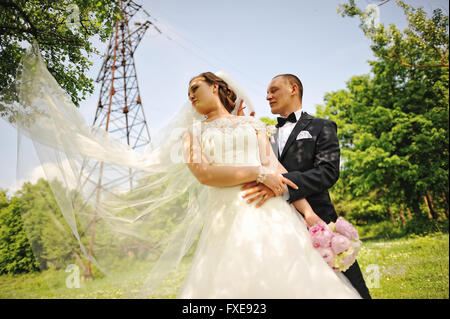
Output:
(261, 171), (298, 196)
(237, 100), (246, 116)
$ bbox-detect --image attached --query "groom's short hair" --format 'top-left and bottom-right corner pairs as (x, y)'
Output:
(273, 74), (303, 101)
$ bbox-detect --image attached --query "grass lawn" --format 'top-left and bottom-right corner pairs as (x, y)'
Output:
(0, 233), (448, 299)
(357, 233), (449, 299)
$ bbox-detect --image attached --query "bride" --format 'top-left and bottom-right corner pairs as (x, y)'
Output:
(174, 72), (361, 298)
(5, 44), (361, 299)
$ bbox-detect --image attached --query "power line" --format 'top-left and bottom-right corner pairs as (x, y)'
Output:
(140, 7), (267, 96)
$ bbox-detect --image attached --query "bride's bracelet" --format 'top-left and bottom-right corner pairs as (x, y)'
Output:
(257, 166), (273, 184)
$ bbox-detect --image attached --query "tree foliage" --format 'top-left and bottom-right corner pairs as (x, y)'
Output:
(316, 1), (449, 226)
(0, 175), (194, 275)
(0, 190), (40, 274)
(0, 0), (121, 118)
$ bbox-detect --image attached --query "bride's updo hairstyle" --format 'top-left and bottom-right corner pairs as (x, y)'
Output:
(191, 72), (237, 113)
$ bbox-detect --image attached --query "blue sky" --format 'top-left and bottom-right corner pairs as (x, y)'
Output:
(0, 0), (448, 192)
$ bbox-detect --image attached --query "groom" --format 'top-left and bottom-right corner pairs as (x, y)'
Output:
(242, 74), (371, 299)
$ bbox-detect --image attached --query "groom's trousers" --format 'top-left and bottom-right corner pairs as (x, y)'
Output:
(343, 260), (372, 299)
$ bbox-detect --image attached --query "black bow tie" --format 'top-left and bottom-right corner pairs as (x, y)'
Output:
(276, 112), (297, 128)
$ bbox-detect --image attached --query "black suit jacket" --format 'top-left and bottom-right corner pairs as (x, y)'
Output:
(272, 112), (340, 223)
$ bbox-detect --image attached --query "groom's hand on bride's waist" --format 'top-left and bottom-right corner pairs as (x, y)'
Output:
(241, 181), (276, 208)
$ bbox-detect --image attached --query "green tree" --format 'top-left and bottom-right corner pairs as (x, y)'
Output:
(0, 191), (40, 274)
(15, 179), (76, 270)
(317, 1), (449, 225)
(259, 117), (277, 126)
(0, 0), (121, 118)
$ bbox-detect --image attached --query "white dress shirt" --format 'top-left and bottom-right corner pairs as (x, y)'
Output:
(277, 109), (302, 201)
(278, 109), (303, 155)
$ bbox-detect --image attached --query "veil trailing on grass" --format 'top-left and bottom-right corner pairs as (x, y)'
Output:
(1, 42), (255, 298)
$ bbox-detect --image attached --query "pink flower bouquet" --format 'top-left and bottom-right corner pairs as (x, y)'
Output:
(309, 217), (362, 272)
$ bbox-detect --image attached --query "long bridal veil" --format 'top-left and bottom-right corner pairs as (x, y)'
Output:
(1, 42), (254, 298)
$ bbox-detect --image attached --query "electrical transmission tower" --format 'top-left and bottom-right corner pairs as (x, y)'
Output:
(75, 0), (160, 280)
(94, 0), (154, 150)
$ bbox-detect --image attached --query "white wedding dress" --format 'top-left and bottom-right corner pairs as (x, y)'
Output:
(177, 116), (361, 299)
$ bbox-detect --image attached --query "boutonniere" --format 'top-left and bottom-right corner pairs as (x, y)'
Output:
(266, 124), (277, 144)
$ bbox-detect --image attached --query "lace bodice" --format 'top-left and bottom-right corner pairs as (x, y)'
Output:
(200, 116), (267, 166)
